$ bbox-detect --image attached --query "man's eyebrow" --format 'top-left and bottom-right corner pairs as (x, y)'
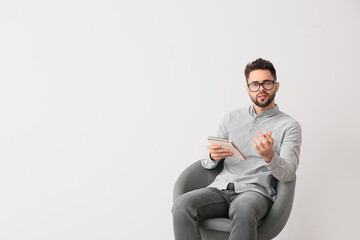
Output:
(249, 79), (273, 83)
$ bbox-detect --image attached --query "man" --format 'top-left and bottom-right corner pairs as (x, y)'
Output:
(172, 58), (302, 240)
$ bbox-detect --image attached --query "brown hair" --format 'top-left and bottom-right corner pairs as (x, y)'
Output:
(244, 58), (277, 83)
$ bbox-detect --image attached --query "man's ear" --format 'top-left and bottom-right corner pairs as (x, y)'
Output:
(246, 84), (250, 94)
(275, 82), (280, 92)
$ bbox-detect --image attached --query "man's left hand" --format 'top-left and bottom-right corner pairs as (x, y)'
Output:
(252, 130), (274, 163)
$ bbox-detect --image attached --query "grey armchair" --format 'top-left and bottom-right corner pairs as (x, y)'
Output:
(173, 160), (296, 240)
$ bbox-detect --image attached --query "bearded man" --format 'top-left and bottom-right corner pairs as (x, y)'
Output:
(172, 58), (302, 240)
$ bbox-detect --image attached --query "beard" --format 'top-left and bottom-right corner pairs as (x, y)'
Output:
(250, 91), (276, 108)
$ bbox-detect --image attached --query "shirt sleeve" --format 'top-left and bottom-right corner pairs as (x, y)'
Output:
(265, 121), (302, 182)
(201, 113), (230, 169)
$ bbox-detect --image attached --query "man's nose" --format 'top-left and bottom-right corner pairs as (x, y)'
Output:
(259, 83), (266, 91)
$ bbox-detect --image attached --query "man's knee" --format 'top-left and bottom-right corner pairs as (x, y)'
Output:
(172, 193), (197, 220)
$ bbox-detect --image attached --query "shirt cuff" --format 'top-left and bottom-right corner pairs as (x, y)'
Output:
(201, 152), (220, 169)
(264, 152), (281, 171)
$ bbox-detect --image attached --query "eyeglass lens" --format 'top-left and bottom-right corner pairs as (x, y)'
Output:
(249, 81), (275, 92)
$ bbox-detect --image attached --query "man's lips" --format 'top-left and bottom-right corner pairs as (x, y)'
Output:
(257, 94), (268, 100)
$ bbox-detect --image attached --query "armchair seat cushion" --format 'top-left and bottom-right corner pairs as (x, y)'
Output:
(200, 218), (231, 232)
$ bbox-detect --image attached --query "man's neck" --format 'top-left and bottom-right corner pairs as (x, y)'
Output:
(253, 102), (276, 114)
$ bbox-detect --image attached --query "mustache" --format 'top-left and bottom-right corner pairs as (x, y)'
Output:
(256, 92), (268, 97)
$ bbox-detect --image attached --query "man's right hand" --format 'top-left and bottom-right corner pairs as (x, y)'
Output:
(209, 144), (233, 161)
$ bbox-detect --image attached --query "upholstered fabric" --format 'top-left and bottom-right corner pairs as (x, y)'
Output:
(173, 160), (296, 240)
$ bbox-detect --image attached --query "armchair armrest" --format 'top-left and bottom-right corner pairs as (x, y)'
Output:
(173, 160), (223, 201)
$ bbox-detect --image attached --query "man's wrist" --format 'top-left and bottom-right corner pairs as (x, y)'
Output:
(264, 151), (274, 163)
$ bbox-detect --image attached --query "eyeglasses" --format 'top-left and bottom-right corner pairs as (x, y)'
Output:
(247, 80), (276, 92)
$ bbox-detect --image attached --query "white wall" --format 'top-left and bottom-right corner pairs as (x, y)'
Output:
(1, 0), (359, 239)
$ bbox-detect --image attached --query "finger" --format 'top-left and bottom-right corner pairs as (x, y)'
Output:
(213, 152), (233, 158)
(209, 144), (232, 151)
(210, 147), (231, 153)
(209, 149), (231, 160)
(209, 144), (223, 150)
(258, 132), (269, 144)
(267, 135), (274, 145)
(264, 131), (274, 145)
(252, 141), (261, 151)
(211, 152), (233, 160)
(253, 136), (265, 148)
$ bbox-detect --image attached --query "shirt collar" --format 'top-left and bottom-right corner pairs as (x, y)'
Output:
(250, 104), (279, 118)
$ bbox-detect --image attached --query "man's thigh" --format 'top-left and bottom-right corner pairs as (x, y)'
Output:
(229, 191), (272, 222)
(173, 187), (229, 221)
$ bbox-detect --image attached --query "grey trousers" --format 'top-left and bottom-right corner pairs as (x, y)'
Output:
(172, 187), (273, 240)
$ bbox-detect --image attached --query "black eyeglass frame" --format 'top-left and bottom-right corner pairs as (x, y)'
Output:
(247, 80), (277, 92)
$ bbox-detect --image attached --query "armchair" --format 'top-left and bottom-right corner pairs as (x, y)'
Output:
(173, 160), (296, 240)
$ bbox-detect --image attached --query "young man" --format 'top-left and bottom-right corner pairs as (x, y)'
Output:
(172, 58), (302, 240)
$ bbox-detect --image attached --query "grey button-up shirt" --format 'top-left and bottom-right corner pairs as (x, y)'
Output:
(201, 105), (302, 201)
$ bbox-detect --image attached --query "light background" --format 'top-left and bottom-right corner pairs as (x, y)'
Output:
(0, 0), (359, 239)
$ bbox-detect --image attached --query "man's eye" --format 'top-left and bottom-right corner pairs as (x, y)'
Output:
(264, 81), (272, 86)
(250, 83), (259, 87)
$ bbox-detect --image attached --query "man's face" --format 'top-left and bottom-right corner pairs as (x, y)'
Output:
(246, 69), (279, 109)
